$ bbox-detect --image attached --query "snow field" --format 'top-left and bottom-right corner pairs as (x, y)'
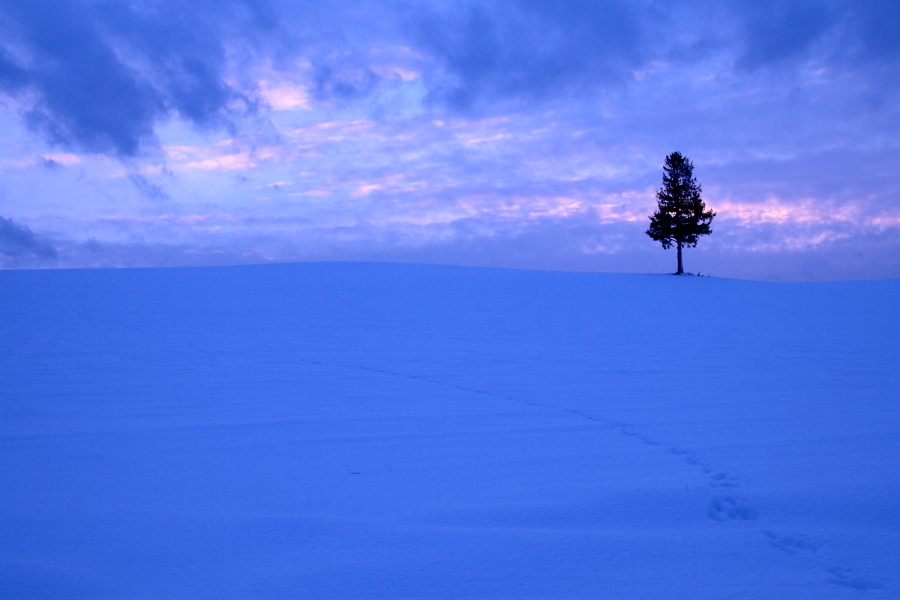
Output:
(1, 262), (898, 598)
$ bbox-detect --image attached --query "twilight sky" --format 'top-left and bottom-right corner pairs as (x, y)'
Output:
(1, 0), (898, 280)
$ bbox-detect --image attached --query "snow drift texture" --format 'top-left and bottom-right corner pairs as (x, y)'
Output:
(1, 262), (898, 599)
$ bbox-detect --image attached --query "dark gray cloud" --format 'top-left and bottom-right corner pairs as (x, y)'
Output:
(36, 155), (62, 169)
(409, 0), (643, 108)
(728, 0), (900, 69)
(128, 173), (170, 200)
(850, 0), (900, 60)
(0, 47), (29, 92)
(405, 0), (900, 108)
(734, 0), (835, 69)
(313, 52), (381, 101)
(0, 0), (278, 156)
(0, 216), (57, 261)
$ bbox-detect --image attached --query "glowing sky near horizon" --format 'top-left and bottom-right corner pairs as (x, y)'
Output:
(1, 0), (898, 280)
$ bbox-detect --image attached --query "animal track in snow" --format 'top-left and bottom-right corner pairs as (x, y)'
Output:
(762, 530), (820, 554)
(707, 495), (759, 521)
(708, 471), (740, 488)
(827, 567), (885, 591)
(759, 533), (891, 592)
(304, 359), (900, 592)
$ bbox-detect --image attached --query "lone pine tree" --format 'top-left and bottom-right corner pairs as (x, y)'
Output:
(646, 152), (716, 274)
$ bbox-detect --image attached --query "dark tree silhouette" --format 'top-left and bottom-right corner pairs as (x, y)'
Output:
(646, 152), (715, 274)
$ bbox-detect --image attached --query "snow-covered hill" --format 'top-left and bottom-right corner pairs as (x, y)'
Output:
(1, 263), (898, 599)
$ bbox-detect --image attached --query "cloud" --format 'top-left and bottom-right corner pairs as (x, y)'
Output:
(733, 0), (835, 69)
(128, 173), (170, 200)
(0, 0), (279, 156)
(0, 216), (58, 263)
(0, 47), (29, 92)
(312, 51), (381, 102)
(0, 1), (898, 282)
(725, 0), (899, 70)
(258, 80), (310, 110)
(408, 0), (643, 109)
(14, 198), (894, 280)
(1, 1), (897, 155)
(36, 155), (62, 169)
(52, 237), (278, 269)
(400, 0), (900, 109)
(847, 0), (900, 61)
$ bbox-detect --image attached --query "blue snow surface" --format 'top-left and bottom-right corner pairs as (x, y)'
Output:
(1, 262), (899, 599)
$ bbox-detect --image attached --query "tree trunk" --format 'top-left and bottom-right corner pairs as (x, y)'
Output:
(676, 241), (684, 274)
